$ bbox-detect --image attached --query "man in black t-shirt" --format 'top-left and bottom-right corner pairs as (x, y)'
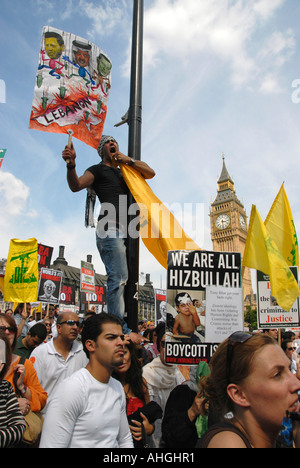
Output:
(62, 136), (155, 342)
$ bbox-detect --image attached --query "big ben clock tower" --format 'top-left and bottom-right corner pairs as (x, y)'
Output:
(210, 155), (253, 301)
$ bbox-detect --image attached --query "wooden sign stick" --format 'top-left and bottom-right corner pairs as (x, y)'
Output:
(65, 129), (73, 164)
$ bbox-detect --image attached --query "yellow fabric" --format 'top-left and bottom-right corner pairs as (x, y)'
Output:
(4, 238), (39, 303)
(243, 206), (300, 312)
(120, 165), (200, 269)
(265, 183), (299, 267)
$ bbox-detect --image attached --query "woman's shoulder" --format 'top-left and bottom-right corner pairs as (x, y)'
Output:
(197, 422), (252, 449)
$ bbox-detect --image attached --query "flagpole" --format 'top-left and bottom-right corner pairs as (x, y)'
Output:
(125, 0), (144, 332)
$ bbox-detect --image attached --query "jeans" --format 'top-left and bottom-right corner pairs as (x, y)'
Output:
(96, 226), (130, 334)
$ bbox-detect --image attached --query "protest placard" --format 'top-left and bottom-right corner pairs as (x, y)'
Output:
(29, 26), (111, 149)
(165, 250), (241, 364)
(257, 268), (300, 329)
(38, 268), (63, 305)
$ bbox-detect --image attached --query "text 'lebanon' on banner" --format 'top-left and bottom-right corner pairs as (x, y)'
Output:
(29, 26), (112, 149)
(4, 238), (39, 303)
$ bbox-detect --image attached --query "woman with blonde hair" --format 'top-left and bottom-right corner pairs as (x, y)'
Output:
(198, 332), (300, 448)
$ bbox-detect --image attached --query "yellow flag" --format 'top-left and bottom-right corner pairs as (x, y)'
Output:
(0, 275), (4, 294)
(243, 206), (300, 311)
(265, 184), (299, 267)
(120, 165), (200, 269)
(4, 238), (39, 303)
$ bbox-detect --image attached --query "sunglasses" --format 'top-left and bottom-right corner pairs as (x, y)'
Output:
(0, 326), (16, 335)
(59, 320), (80, 327)
(226, 331), (254, 385)
(288, 347), (297, 351)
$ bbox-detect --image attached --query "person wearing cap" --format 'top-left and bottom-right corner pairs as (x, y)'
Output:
(62, 136), (155, 342)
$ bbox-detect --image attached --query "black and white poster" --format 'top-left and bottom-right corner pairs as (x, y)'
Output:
(38, 268), (63, 305)
(166, 250), (242, 365)
(154, 289), (166, 325)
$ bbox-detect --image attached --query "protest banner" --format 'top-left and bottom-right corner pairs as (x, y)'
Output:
(80, 284), (106, 306)
(4, 238), (39, 303)
(243, 205), (300, 312)
(0, 149), (7, 169)
(29, 26), (111, 149)
(60, 283), (76, 305)
(38, 268), (63, 305)
(37, 243), (53, 268)
(80, 260), (95, 293)
(165, 250), (242, 365)
(257, 268), (300, 329)
(265, 184), (299, 267)
(154, 289), (166, 324)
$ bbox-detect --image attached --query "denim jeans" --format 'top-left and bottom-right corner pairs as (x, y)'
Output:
(96, 226), (130, 334)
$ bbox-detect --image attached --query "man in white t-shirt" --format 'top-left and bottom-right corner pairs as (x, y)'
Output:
(39, 313), (133, 448)
(30, 312), (88, 413)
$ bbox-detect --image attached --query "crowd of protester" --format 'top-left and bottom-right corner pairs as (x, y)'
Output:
(1, 304), (300, 449)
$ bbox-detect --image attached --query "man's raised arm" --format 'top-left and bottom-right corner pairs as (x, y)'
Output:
(62, 144), (94, 192)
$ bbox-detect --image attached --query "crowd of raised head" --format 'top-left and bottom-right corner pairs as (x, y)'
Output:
(1, 305), (300, 449)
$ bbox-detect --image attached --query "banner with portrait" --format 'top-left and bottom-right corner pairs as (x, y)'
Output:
(165, 250), (243, 365)
(29, 26), (112, 149)
(38, 268), (63, 305)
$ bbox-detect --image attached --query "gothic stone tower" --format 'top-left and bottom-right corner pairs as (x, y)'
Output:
(210, 155), (253, 301)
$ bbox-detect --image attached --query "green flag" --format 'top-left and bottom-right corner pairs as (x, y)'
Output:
(0, 149), (7, 169)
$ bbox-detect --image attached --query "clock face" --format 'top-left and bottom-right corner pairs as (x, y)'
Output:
(216, 214), (230, 230)
(239, 215), (246, 230)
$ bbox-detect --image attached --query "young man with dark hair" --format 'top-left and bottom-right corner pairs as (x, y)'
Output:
(40, 313), (133, 448)
(62, 136), (155, 342)
(14, 323), (47, 359)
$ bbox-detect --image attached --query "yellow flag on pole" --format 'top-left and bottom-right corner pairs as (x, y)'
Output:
(265, 183), (299, 267)
(120, 165), (200, 269)
(243, 206), (300, 312)
(4, 238), (39, 303)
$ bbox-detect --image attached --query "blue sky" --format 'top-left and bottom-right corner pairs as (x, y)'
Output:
(0, 0), (300, 290)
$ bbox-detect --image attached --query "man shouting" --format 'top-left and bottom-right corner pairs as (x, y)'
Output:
(62, 136), (155, 342)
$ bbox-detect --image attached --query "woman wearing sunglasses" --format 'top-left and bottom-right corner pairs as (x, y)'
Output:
(0, 314), (47, 418)
(197, 332), (300, 448)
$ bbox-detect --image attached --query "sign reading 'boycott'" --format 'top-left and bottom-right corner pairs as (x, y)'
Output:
(165, 250), (242, 365)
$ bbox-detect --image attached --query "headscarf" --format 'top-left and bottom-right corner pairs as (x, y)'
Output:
(97, 135), (117, 159)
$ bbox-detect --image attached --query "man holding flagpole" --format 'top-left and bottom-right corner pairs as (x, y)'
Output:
(62, 136), (155, 342)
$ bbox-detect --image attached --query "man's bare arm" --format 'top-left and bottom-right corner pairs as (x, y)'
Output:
(113, 152), (155, 180)
(62, 144), (95, 192)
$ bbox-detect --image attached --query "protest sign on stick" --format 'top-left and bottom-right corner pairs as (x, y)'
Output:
(165, 250), (243, 365)
(38, 268), (63, 305)
(4, 238), (39, 303)
(29, 26), (112, 149)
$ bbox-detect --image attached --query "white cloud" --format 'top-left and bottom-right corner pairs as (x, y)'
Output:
(78, 0), (130, 38)
(0, 172), (36, 218)
(142, 0), (293, 92)
(253, 0), (285, 19)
